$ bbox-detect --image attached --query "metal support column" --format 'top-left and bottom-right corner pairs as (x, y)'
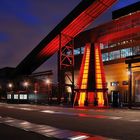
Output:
(128, 63), (132, 109)
(58, 33), (74, 105)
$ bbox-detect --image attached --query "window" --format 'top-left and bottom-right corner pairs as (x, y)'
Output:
(111, 82), (119, 86)
(122, 81), (128, 85)
(121, 48), (132, 58)
(132, 46), (140, 55)
(109, 43), (117, 48)
(74, 48), (80, 55)
(102, 53), (109, 62)
(100, 43), (108, 49)
(24, 94), (27, 99)
(109, 50), (120, 60)
(81, 47), (85, 54)
(14, 94), (18, 99)
(20, 94), (27, 100)
(7, 94), (11, 99)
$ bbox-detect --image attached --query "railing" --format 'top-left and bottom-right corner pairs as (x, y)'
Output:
(97, 12), (140, 37)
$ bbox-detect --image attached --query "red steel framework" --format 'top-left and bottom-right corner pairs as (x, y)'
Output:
(75, 43), (108, 107)
(38, 0), (117, 58)
(97, 12), (140, 43)
(58, 33), (74, 103)
(77, 43), (91, 106)
(15, 0), (117, 106)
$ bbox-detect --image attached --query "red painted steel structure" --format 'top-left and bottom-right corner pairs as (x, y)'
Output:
(38, 0), (117, 58)
(58, 34), (74, 103)
(77, 43), (91, 106)
(15, 0), (117, 75)
(97, 12), (140, 42)
(75, 43), (107, 107)
(14, 0), (117, 106)
(94, 43), (107, 107)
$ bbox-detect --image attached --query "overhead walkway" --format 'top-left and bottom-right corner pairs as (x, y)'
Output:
(14, 0), (117, 76)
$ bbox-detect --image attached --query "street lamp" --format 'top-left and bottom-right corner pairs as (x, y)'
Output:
(45, 79), (50, 84)
(8, 83), (13, 88)
(8, 83), (13, 91)
(23, 81), (29, 91)
(45, 79), (51, 104)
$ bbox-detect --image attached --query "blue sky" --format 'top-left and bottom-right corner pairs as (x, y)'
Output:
(0, 0), (139, 76)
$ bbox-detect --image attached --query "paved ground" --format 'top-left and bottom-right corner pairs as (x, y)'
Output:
(0, 103), (140, 140)
(0, 124), (57, 140)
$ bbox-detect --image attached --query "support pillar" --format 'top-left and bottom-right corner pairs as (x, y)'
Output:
(58, 33), (74, 105)
(75, 43), (108, 107)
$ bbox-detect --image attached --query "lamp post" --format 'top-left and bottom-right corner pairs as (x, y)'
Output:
(45, 79), (51, 104)
(8, 83), (13, 92)
(23, 81), (29, 92)
(34, 82), (38, 103)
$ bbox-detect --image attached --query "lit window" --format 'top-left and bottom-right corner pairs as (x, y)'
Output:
(109, 50), (120, 60)
(122, 81), (128, 85)
(14, 94), (18, 99)
(121, 48), (132, 58)
(132, 46), (140, 55)
(20, 94), (28, 100)
(20, 94), (24, 99)
(111, 82), (119, 86)
(102, 53), (109, 62)
(7, 94), (11, 99)
(24, 94), (27, 99)
(74, 48), (80, 55)
(81, 47), (85, 54)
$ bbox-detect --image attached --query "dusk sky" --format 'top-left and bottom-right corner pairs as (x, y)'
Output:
(0, 0), (139, 75)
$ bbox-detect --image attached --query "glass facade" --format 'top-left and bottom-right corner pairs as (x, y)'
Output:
(74, 44), (140, 63)
(109, 50), (120, 60)
(74, 48), (80, 55)
(81, 47), (85, 54)
(100, 39), (135, 50)
(102, 53), (109, 62)
(102, 46), (140, 62)
(121, 48), (132, 58)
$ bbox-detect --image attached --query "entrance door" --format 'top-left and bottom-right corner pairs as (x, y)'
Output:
(111, 91), (119, 107)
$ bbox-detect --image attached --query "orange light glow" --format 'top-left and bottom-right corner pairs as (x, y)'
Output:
(78, 92), (86, 106)
(95, 44), (105, 105)
(81, 85), (86, 89)
(78, 43), (91, 106)
(88, 92), (94, 106)
(97, 92), (104, 107)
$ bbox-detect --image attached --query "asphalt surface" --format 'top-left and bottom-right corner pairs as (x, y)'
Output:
(0, 103), (140, 140)
(0, 124), (57, 140)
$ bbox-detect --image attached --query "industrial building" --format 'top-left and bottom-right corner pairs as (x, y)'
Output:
(73, 1), (140, 106)
(0, 1), (140, 107)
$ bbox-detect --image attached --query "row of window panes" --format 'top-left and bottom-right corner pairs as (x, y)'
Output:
(73, 46), (140, 61)
(100, 39), (134, 50)
(7, 94), (28, 100)
(102, 46), (140, 62)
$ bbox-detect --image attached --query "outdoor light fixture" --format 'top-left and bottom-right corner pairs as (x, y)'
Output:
(8, 83), (13, 88)
(127, 71), (131, 75)
(23, 82), (29, 87)
(45, 79), (50, 84)
(23, 82), (29, 92)
(34, 90), (37, 93)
